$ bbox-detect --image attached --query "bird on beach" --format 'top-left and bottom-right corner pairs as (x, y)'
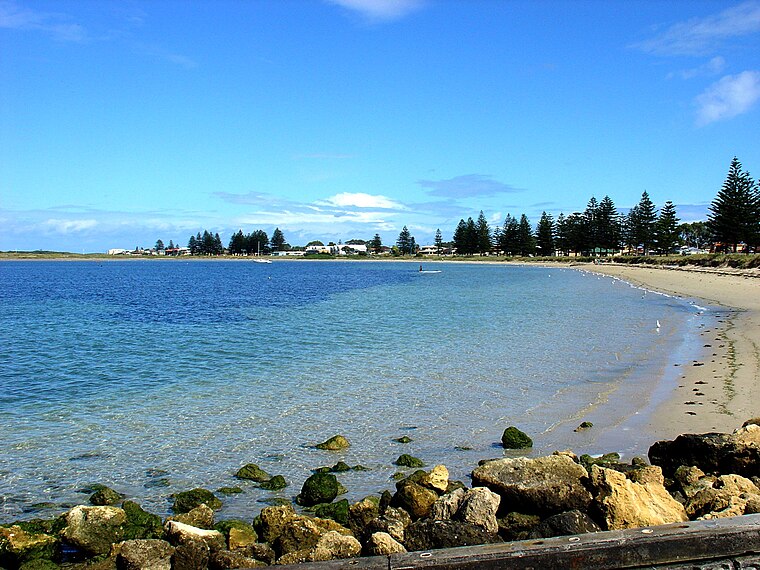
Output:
(656, 320), (661, 331)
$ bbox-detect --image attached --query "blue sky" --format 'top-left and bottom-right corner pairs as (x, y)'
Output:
(1, 0), (759, 252)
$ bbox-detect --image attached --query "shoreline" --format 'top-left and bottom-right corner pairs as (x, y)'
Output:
(576, 263), (760, 443)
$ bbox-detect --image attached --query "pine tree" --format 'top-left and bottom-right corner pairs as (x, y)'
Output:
(535, 211), (554, 256)
(396, 226), (412, 255)
(707, 157), (760, 252)
(555, 213), (567, 256)
(517, 214), (535, 256)
(434, 229), (443, 254)
(655, 201), (680, 254)
(465, 217), (478, 255)
(499, 214), (519, 256)
(596, 196), (620, 254)
(583, 197), (599, 254)
(453, 219), (467, 255)
(270, 228), (286, 251)
(476, 211), (491, 255)
(370, 233), (383, 254)
(629, 191), (657, 254)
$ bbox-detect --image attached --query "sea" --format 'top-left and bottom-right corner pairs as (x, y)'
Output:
(0, 260), (716, 521)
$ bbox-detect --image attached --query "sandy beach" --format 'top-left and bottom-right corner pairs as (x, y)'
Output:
(581, 263), (760, 442)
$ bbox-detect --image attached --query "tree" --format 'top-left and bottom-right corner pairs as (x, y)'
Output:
(188, 235), (197, 255)
(370, 234), (382, 254)
(627, 191), (657, 254)
(517, 214), (535, 256)
(168, 240), (175, 250)
(155, 239), (164, 251)
(270, 228), (287, 251)
(655, 201), (680, 254)
(596, 196), (620, 254)
(498, 214), (519, 256)
(306, 240), (324, 247)
(476, 211), (491, 255)
(707, 157), (760, 252)
(554, 213), (568, 256)
(453, 219), (467, 255)
(434, 229), (443, 254)
(396, 226), (413, 255)
(582, 197), (598, 254)
(535, 211), (554, 256)
(679, 221), (711, 249)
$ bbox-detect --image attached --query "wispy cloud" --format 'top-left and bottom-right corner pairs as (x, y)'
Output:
(418, 174), (524, 199)
(695, 70), (760, 125)
(134, 43), (197, 69)
(0, 0), (86, 42)
(669, 56), (726, 80)
(326, 0), (425, 22)
(41, 218), (98, 234)
(634, 1), (760, 56)
(316, 192), (407, 210)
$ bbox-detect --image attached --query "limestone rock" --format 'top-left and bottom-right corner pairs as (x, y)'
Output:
(163, 521), (225, 552)
(366, 532), (407, 555)
(422, 465), (449, 492)
(209, 549), (267, 569)
(116, 539), (173, 570)
(649, 431), (760, 478)
(588, 465), (688, 530)
(234, 464), (271, 482)
(346, 497), (380, 536)
(455, 487), (500, 534)
(310, 531), (361, 562)
(170, 540), (209, 570)
(528, 510), (602, 539)
(272, 516), (322, 558)
(171, 489), (222, 513)
(403, 519), (501, 551)
(392, 481), (438, 520)
(472, 455), (591, 516)
(212, 520), (257, 550)
(245, 543), (276, 565)
(431, 488), (466, 521)
(497, 512), (541, 542)
(90, 486), (124, 506)
(501, 426), (532, 449)
(0, 525), (57, 567)
(297, 473), (339, 507)
(314, 499), (350, 526)
(365, 507), (411, 543)
(315, 435), (350, 451)
(170, 504), (214, 529)
(122, 501), (164, 540)
(62, 505), (127, 557)
(685, 474), (760, 519)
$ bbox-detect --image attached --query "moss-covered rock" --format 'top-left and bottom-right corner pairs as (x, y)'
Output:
(214, 520), (258, 549)
(395, 454), (425, 468)
(235, 464), (271, 482)
(259, 475), (288, 491)
(122, 501), (164, 540)
(313, 499), (350, 526)
(501, 426), (533, 449)
(580, 452), (621, 471)
(18, 558), (60, 570)
(296, 473), (339, 507)
(394, 436), (412, 444)
(171, 488), (222, 513)
(0, 525), (58, 568)
(216, 486), (244, 496)
(89, 487), (123, 507)
(315, 435), (350, 451)
(574, 421), (594, 432)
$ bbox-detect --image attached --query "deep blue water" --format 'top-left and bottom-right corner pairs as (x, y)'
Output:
(0, 260), (712, 521)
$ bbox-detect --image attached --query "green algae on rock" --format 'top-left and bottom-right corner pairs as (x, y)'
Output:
(501, 426), (533, 449)
(235, 464), (271, 482)
(315, 435), (350, 451)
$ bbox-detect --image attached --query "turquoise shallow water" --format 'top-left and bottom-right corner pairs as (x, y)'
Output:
(0, 260), (712, 520)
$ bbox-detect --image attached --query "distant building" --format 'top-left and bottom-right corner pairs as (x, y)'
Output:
(107, 248), (129, 255)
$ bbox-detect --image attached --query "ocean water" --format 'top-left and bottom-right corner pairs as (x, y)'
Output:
(0, 260), (712, 521)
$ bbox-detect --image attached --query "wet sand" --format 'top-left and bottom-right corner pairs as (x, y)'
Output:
(582, 263), (760, 440)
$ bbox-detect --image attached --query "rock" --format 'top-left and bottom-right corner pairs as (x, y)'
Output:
(296, 473), (339, 507)
(347, 497), (380, 536)
(234, 464), (271, 482)
(170, 504), (214, 529)
(62, 505), (127, 557)
(90, 487), (124, 506)
(404, 519), (501, 551)
(17, 559), (60, 570)
(215, 487), (243, 496)
(472, 455), (592, 516)
(209, 550), (267, 569)
(256, 505), (297, 544)
(315, 435), (350, 451)
(395, 436), (413, 444)
(422, 465), (449, 492)
(574, 421), (594, 432)
(245, 543), (276, 565)
(393, 481), (438, 520)
(497, 512), (541, 542)
(171, 489), (222, 513)
(258, 474), (287, 491)
(116, 539), (173, 570)
(528, 510), (602, 539)
(501, 426), (532, 449)
(310, 531), (361, 561)
(742, 418), (760, 428)
(163, 521), (225, 552)
(366, 532), (407, 555)
(629, 465), (666, 486)
(365, 507), (411, 543)
(122, 501), (164, 540)
(685, 474), (760, 519)
(588, 465), (688, 530)
(455, 487), (500, 534)
(171, 541), (209, 570)
(649, 430), (760, 478)
(0, 525), (57, 567)
(314, 499), (350, 526)
(673, 465), (707, 496)
(213, 521), (257, 550)
(431, 488), (466, 521)
(272, 517), (322, 558)
(395, 454), (425, 468)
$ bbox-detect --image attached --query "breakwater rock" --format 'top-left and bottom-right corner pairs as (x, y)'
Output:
(3, 423), (760, 568)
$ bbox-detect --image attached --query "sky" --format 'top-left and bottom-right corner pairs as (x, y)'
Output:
(1, 0), (759, 253)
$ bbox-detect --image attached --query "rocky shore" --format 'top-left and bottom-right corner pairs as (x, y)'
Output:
(2, 421), (760, 570)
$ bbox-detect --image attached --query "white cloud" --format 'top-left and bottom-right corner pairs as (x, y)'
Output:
(634, 1), (760, 56)
(0, 0), (86, 42)
(418, 174), (523, 198)
(671, 56), (726, 80)
(318, 192), (407, 210)
(326, 0), (425, 22)
(695, 71), (760, 125)
(42, 219), (98, 234)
